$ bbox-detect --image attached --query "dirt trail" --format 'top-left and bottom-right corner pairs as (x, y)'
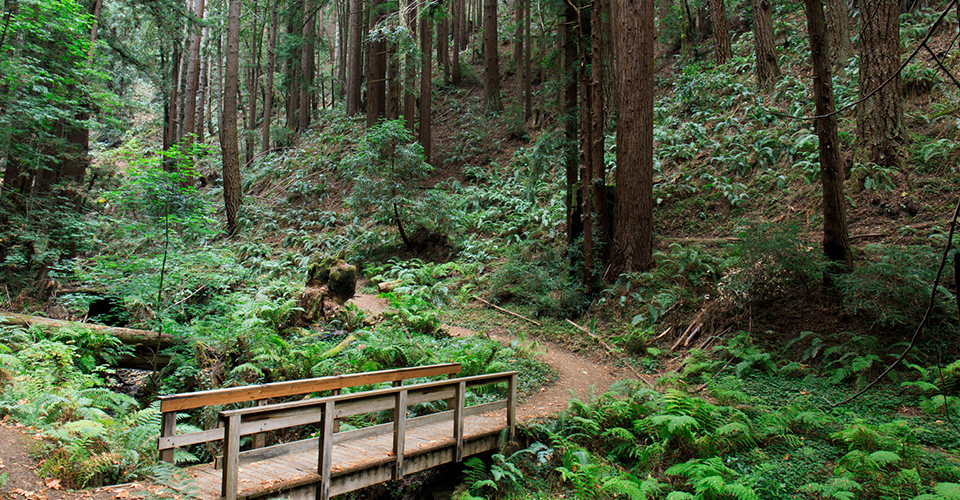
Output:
(0, 293), (628, 499)
(349, 292), (630, 420)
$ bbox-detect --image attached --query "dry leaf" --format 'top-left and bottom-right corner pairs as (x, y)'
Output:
(44, 477), (61, 490)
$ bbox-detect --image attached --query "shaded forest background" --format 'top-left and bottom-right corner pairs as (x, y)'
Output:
(3, 0), (960, 498)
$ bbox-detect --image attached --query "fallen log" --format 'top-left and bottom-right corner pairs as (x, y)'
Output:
(0, 311), (182, 350)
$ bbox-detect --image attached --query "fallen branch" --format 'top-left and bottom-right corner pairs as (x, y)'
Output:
(0, 310), (181, 350)
(566, 319), (655, 389)
(471, 296), (541, 326)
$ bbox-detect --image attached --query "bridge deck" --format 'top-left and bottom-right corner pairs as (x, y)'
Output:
(181, 410), (507, 499)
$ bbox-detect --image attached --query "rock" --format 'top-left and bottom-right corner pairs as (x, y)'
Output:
(377, 280), (400, 294)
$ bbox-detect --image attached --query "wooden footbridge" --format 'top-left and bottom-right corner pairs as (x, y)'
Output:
(157, 363), (517, 500)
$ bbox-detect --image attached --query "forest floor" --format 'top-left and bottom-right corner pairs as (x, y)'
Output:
(0, 292), (631, 500)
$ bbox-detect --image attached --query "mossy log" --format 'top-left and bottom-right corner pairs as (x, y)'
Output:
(0, 310), (182, 350)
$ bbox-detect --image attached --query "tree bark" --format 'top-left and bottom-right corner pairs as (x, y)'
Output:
(610, 0), (655, 276)
(346, 0), (363, 115)
(367, 0), (387, 127)
(856, 0), (904, 170)
(752, 0), (779, 92)
(562, 2), (578, 245)
(452, 0), (462, 84)
(825, 0), (852, 67)
(438, 15), (449, 83)
(222, 0), (243, 235)
(301, 0), (315, 133)
(523, 0), (531, 120)
(803, 0), (853, 275)
(708, 0), (730, 64)
(183, 0), (206, 148)
(402, 0), (416, 133)
(420, 9), (433, 162)
(591, 0), (611, 264)
(482, 0), (501, 111)
(262, 5), (278, 153)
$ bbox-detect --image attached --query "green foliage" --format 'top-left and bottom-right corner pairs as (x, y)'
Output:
(341, 120), (433, 237)
(834, 244), (957, 331)
(725, 223), (826, 301)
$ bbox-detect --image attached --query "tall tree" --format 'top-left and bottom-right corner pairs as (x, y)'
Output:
(346, 0), (363, 115)
(262, 4), (278, 153)
(561, 1), (579, 245)
(367, 0), (387, 126)
(590, 0), (611, 264)
(856, 0), (905, 171)
(482, 0), (501, 111)
(825, 0), (851, 67)
(803, 0), (852, 274)
(452, 0), (462, 84)
(301, 0), (316, 132)
(708, 0), (730, 64)
(420, 6), (433, 162)
(523, 0), (531, 120)
(610, 0), (655, 276)
(183, 0), (206, 148)
(222, 0), (243, 235)
(438, 13), (449, 83)
(752, 0), (779, 92)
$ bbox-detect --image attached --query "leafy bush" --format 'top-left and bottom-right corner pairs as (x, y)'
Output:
(834, 244), (956, 331)
(724, 223), (827, 301)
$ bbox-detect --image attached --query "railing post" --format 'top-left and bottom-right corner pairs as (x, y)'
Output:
(252, 399), (267, 450)
(454, 380), (466, 462)
(221, 414), (241, 500)
(317, 400), (335, 500)
(159, 410), (176, 463)
(507, 373), (517, 441)
(392, 389), (407, 480)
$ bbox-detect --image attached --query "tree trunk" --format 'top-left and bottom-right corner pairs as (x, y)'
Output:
(388, 43), (400, 119)
(580, 55), (595, 293)
(452, 0), (461, 84)
(591, 0), (611, 265)
(523, 0), (531, 120)
(402, 0), (416, 133)
(197, 48), (208, 142)
(610, 0), (655, 276)
(222, 0), (243, 235)
(367, 0), (387, 127)
(262, 5), (278, 153)
(562, 2), (578, 245)
(752, 0), (779, 92)
(856, 0), (904, 171)
(183, 0), (206, 147)
(346, 0), (363, 115)
(825, 0), (852, 67)
(439, 15), (450, 83)
(482, 0), (501, 111)
(708, 0), (730, 64)
(0, 311), (182, 350)
(514, 0), (523, 72)
(420, 10), (433, 162)
(803, 0), (853, 275)
(301, 0), (315, 133)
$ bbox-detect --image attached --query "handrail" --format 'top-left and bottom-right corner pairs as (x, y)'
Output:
(218, 371), (518, 500)
(157, 363), (461, 463)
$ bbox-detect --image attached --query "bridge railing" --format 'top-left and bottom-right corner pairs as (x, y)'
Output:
(157, 363), (462, 463)
(217, 371), (518, 500)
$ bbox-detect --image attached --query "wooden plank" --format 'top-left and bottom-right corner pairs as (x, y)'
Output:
(392, 390), (407, 481)
(508, 373), (517, 441)
(454, 380), (465, 462)
(252, 399), (267, 449)
(159, 426), (224, 450)
(159, 411), (177, 463)
(160, 363), (462, 412)
(218, 372), (515, 418)
(221, 414), (241, 500)
(318, 401), (334, 500)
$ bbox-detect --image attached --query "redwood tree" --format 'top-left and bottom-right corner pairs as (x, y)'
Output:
(222, 0), (243, 235)
(610, 0), (655, 276)
(482, 0), (501, 111)
(752, 0), (779, 92)
(708, 0), (730, 64)
(856, 0), (905, 171)
(803, 0), (852, 274)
